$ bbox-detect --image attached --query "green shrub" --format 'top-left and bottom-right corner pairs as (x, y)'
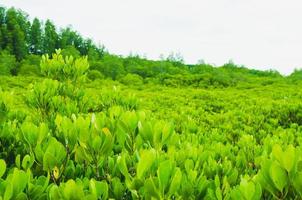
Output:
(87, 70), (104, 80)
(40, 49), (89, 83)
(90, 55), (125, 80)
(61, 45), (81, 58)
(18, 55), (41, 76)
(119, 73), (143, 86)
(0, 51), (16, 76)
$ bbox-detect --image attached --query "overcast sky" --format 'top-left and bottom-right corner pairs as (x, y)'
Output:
(1, 0), (302, 74)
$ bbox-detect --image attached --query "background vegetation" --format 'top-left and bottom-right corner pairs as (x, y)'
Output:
(1, 5), (302, 200)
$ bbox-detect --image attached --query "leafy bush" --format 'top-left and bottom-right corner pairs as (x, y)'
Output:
(40, 49), (89, 83)
(18, 55), (41, 76)
(0, 51), (16, 76)
(90, 54), (125, 80)
(87, 70), (104, 80)
(61, 45), (81, 58)
(119, 73), (143, 86)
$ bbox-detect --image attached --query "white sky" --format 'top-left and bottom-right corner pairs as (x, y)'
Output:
(1, 0), (302, 75)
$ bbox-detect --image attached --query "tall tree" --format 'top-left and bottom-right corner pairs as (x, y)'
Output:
(43, 20), (58, 54)
(0, 7), (5, 50)
(30, 18), (43, 54)
(60, 27), (85, 53)
(15, 10), (30, 45)
(5, 8), (27, 60)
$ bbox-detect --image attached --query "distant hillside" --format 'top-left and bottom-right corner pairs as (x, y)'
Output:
(0, 6), (301, 88)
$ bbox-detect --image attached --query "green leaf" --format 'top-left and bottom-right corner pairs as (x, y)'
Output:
(63, 180), (85, 200)
(21, 122), (39, 147)
(15, 192), (27, 200)
(0, 159), (6, 178)
(161, 122), (174, 144)
(136, 149), (156, 179)
(293, 172), (302, 196)
(43, 137), (67, 171)
(272, 144), (283, 163)
(117, 153), (130, 180)
(4, 182), (13, 200)
(94, 180), (108, 199)
(144, 177), (161, 199)
(112, 178), (124, 199)
(254, 182), (262, 200)
(138, 121), (153, 145)
(184, 159), (194, 174)
(157, 160), (173, 193)
(272, 144), (296, 173)
(99, 128), (113, 155)
(256, 159), (278, 196)
(282, 145), (296, 173)
(270, 161), (288, 192)
(15, 155), (21, 169)
(168, 168), (182, 196)
(9, 168), (28, 198)
(90, 179), (108, 199)
(215, 187), (223, 200)
(239, 178), (255, 200)
(215, 175), (220, 188)
(48, 185), (61, 199)
(92, 136), (102, 151)
(21, 155), (34, 170)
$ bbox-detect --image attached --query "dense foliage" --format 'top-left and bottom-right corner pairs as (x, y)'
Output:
(1, 5), (302, 200)
(0, 48), (302, 199)
(0, 6), (104, 61)
(0, 6), (292, 88)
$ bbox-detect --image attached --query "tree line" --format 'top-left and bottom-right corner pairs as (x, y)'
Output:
(1, 6), (302, 88)
(0, 6), (104, 61)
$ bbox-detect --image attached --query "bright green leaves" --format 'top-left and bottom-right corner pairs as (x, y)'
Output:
(21, 122), (48, 148)
(27, 175), (50, 200)
(144, 177), (161, 199)
(256, 144), (302, 199)
(55, 115), (79, 148)
(41, 49), (89, 83)
(3, 168), (29, 199)
(293, 172), (302, 196)
(27, 79), (60, 111)
(157, 160), (182, 197)
(272, 144), (296, 173)
(168, 168), (182, 195)
(117, 148), (183, 199)
(232, 176), (261, 200)
(49, 179), (85, 200)
(0, 160), (6, 178)
(138, 120), (175, 150)
(48, 178), (108, 200)
(117, 153), (131, 180)
(270, 161), (287, 192)
(136, 149), (156, 179)
(27, 49), (91, 122)
(98, 128), (114, 155)
(63, 180), (85, 200)
(158, 160), (173, 194)
(116, 110), (140, 153)
(42, 137), (66, 174)
(21, 155), (34, 170)
(89, 179), (108, 199)
(145, 160), (182, 199)
(111, 177), (125, 199)
(75, 114), (114, 161)
(0, 90), (11, 123)
(27, 79), (89, 120)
